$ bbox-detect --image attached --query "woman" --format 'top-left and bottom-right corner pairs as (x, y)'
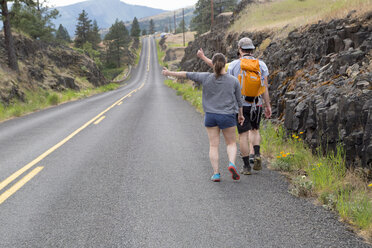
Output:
(162, 53), (244, 182)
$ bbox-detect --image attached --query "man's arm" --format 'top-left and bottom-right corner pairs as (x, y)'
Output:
(162, 67), (187, 78)
(262, 76), (272, 118)
(197, 48), (213, 68)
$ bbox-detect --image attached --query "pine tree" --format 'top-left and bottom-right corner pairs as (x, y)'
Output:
(1, 0), (52, 71)
(190, 0), (237, 35)
(149, 19), (155, 34)
(56, 24), (71, 42)
(89, 20), (101, 50)
(10, 0), (59, 41)
(74, 10), (92, 48)
(104, 19), (130, 67)
(142, 29), (147, 36)
(130, 17), (140, 38)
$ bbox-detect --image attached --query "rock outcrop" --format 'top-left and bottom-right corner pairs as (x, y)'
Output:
(180, 12), (372, 167)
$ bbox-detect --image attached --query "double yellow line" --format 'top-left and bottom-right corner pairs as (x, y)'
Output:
(0, 38), (151, 205)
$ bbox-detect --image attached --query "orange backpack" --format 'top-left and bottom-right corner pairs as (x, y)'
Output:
(238, 57), (266, 101)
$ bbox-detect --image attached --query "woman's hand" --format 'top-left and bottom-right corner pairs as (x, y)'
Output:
(238, 114), (245, 126)
(162, 67), (169, 76)
(161, 68), (187, 79)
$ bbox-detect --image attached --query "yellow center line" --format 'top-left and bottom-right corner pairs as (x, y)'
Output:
(94, 116), (105, 125)
(0, 37), (151, 204)
(117, 101), (123, 106)
(0, 167), (44, 205)
(0, 89), (135, 192)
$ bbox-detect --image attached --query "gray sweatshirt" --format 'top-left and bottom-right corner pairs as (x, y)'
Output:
(186, 72), (243, 114)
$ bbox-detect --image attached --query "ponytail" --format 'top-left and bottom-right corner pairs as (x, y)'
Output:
(212, 53), (226, 78)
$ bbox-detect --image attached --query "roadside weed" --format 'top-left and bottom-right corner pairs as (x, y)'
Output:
(260, 122), (371, 234)
(337, 191), (372, 229)
(290, 175), (314, 197)
(47, 93), (59, 105)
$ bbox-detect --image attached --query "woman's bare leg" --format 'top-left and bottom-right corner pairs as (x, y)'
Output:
(206, 126), (220, 174)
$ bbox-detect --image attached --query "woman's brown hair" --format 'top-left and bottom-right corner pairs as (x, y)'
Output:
(212, 53), (226, 78)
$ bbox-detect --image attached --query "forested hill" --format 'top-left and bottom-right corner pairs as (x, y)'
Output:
(53, 0), (166, 36)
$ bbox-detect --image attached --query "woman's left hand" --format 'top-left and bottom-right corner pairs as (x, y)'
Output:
(238, 114), (245, 126)
(162, 67), (169, 76)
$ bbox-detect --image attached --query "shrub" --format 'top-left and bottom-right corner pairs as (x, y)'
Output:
(47, 93), (59, 105)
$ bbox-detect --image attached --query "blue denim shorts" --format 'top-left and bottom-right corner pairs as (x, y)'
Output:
(204, 112), (236, 129)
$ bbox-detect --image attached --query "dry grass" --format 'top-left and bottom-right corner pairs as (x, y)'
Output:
(165, 31), (196, 48)
(230, 0), (372, 33)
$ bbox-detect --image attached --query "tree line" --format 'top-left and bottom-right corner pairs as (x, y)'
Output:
(0, 0), (157, 74)
(153, 0), (237, 36)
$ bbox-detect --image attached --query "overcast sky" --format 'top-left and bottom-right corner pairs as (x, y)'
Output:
(48, 0), (198, 10)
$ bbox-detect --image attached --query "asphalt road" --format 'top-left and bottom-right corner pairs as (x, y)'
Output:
(0, 37), (370, 248)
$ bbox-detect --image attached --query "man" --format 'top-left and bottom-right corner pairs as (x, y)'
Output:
(197, 37), (272, 175)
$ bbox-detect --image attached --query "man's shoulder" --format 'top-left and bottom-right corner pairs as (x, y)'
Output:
(228, 59), (240, 68)
(258, 59), (267, 67)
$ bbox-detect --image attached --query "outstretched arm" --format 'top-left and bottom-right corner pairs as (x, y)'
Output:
(197, 48), (213, 68)
(162, 67), (187, 78)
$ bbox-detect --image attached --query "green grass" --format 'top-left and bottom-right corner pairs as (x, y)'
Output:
(260, 121), (372, 233)
(164, 80), (203, 113)
(230, 0), (372, 33)
(102, 67), (125, 81)
(156, 39), (168, 67)
(164, 78), (372, 236)
(135, 43), (142, 65)
(0, 83), (121, 122)
(167, 43), (188, 48)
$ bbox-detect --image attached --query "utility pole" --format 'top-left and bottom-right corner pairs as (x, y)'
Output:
(182, 8), (185, 46)
(211, 0), (214, 28)
(174, 11), (176, 34)
(168, 17), (171, 33)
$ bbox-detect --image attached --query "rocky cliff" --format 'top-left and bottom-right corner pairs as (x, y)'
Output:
(180, 12), (372, 167)
(0, 33), (107, 105)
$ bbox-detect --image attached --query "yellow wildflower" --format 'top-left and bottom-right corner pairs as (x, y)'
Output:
(299, 139), (302, 141)
(282, 154), (287, 158)
(368, 183), (372, 187)
(300, 132), (304, 134)
(292, 134), (296, 137)
(280, 151), (284, 154)
(286, 153), (290, 155)
(277, 156), (281, 158)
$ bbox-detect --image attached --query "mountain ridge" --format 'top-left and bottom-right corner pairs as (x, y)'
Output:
(53, 0), (166, 36)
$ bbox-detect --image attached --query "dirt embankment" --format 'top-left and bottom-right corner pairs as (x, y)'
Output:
(0, 33), (107, 105)
(158, 32), (196, 71)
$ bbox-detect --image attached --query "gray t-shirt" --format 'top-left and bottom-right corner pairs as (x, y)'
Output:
(227, 56), (269, 107)
(186, 72), (243, 114)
